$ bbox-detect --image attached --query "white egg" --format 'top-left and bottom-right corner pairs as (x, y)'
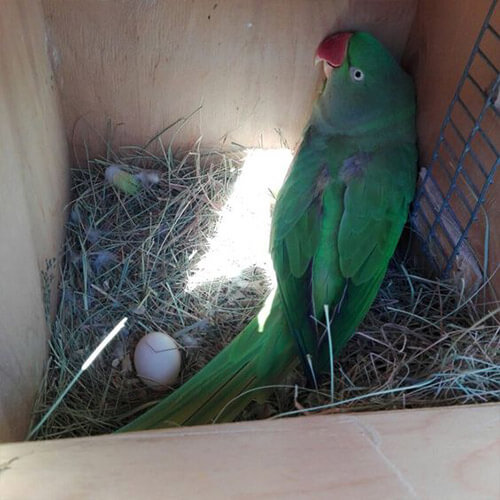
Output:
(134, 332), (181, 390)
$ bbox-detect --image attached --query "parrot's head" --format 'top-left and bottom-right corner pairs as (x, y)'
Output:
(313, 31), (415, 136)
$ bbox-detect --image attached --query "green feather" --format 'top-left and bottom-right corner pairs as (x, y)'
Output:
(105, 165), (141, 195)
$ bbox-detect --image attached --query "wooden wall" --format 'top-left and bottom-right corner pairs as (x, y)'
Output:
(1, 405), (499, 498)
(41, 0), (417, 160)
(0, 1), (69, 442)
(1, 0), (496, 442)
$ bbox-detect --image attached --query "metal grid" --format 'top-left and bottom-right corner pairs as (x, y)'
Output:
(412, 0), (499, 283)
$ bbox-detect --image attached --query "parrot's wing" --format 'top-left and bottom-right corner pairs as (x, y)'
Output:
(320, 143), (417, 358)
(270, 132), (335, 379)
(271, 132), (328, 244)
(338, 145), (416, 284)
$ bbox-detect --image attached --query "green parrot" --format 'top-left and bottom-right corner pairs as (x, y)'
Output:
(118, 31), (417, 432)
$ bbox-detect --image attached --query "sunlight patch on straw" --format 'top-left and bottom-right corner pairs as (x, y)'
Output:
(187, 148), (292, 289)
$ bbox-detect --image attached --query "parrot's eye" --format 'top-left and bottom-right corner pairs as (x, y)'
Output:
(350, 67), (365, 82)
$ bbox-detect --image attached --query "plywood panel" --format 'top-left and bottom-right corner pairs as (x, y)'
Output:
(42, 0), (416, 161)
(1, 405), (499, 499)
(0, 0), (69, 442)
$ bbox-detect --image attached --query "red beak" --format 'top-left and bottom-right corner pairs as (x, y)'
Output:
(315, 32), (353, 67)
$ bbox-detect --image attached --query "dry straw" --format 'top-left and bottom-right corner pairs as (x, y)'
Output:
(30, 134), (499, 439)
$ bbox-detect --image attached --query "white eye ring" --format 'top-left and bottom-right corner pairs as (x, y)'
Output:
(350, 67), (365, 82)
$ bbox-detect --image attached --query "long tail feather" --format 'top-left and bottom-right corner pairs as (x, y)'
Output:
(117, 292), (297, 432)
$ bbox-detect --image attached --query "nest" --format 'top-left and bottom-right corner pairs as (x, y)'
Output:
(31, 139), (499, 439)
(267, 265), (499, 420)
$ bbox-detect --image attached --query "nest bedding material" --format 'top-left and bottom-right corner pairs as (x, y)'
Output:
(30, 142), (499, 439)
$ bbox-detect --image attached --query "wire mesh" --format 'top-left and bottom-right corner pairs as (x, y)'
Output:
(412, 0), (499, 285)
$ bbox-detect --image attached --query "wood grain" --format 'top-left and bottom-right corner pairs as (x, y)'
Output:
(41, 0), (416, 161)
(1, 405), (499, 499)
(0, 0), (68, 442)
